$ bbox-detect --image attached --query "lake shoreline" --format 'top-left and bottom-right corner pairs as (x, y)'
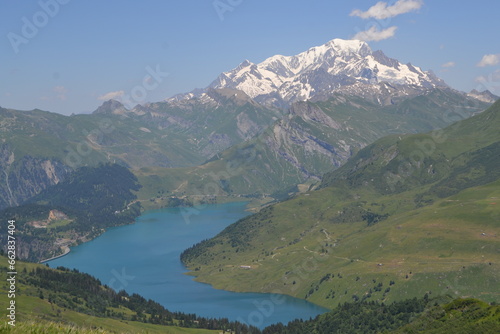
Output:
(40, 245), (71, 263)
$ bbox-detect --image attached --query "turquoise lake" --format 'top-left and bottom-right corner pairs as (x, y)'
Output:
(48, 202), (328, 328)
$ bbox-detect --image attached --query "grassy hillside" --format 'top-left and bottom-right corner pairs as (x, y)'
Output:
(0, 107), (203, 169)
(180, 101), (500, 309)
(321, 96), (500, 194)
(0, 91), (280, 170)
(0, 321), (218, 334)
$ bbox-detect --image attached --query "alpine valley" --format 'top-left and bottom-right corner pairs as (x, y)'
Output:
(1, 38), (499, 333)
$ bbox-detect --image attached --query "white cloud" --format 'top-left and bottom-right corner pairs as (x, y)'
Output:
(53, 86), (68, 100)
(98, 90), (125, 101)
(442, 61), (455, 68)
(53, 86), (67, 93)
(353, 26), (397, 42)
(350, 0), (423, 20)
(475, 69), (500, 83)
(475, 69), (500, 94)
(477, 54), (500, 67)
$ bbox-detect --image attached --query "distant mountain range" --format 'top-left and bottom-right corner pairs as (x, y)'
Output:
(134, 88), (491, 207)
(467, 89), (499, 103)
(0, 38), (497, 211)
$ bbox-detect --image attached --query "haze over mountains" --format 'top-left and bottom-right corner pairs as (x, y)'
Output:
(0, 39), (496, 212)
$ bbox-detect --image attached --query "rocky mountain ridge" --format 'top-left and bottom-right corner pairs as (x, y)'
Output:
(466, 89), (499, 103)
(93, 88), (282, 159)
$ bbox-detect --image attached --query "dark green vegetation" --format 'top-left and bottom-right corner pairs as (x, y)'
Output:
(264, 296), (434, 333)
(392, 298), (500, 333)
(181, 100), (500, 309)
(0, 255), (257, 333)
(264, 297), (500, 334)
(0, 164), (142, 262)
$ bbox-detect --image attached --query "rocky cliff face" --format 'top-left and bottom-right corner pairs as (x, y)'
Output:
(262, 102), (355, 180)
(0, 145), (71, 210)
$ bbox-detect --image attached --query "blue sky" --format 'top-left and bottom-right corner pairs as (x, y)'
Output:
(1, 0), (500, 115)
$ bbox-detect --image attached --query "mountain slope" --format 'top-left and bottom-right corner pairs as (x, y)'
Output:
(0, 93), (280, 210)
(135, 89), (490, 208)
(391, 298), (500, 334)
(180, 100), (500, 309)
(321, 96), (500, 194)
(100, 89), (282, 159)
(0, 107), (198, 210)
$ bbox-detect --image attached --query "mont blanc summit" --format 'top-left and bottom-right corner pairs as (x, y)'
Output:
(204, 39), (447, 107)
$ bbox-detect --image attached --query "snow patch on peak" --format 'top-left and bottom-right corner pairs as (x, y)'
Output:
(236, 59), (254, 70)
(324, 38), (371, 55)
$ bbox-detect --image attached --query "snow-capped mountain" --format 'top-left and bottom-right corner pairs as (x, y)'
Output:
(174, 38), (447, 107)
